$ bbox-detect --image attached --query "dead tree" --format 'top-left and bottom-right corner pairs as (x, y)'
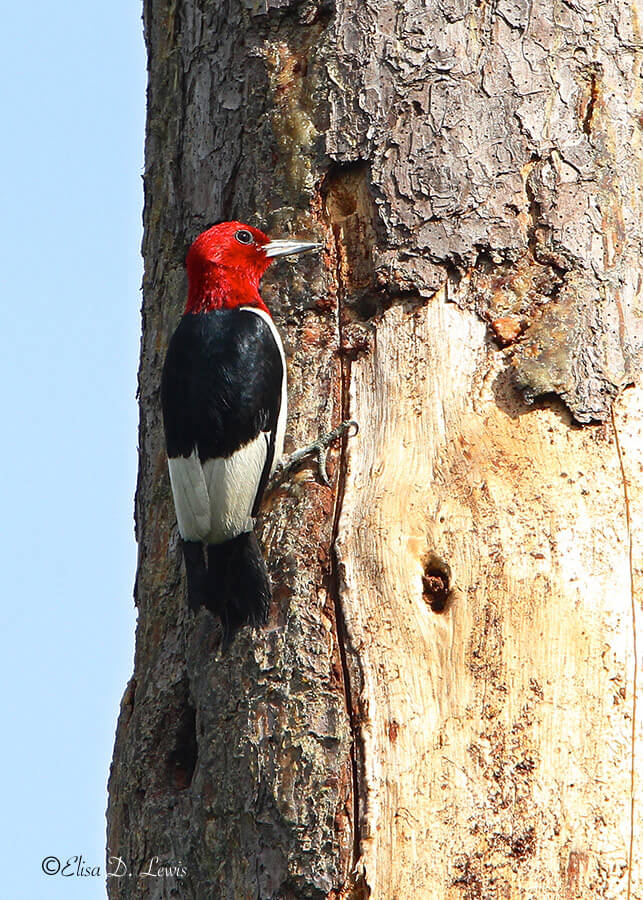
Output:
(107, 0), (641, 896)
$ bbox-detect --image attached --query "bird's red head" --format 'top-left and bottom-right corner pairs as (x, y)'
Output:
(185, 221), (321, 314)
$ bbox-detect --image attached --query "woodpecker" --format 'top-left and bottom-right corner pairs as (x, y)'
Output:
(161, 221), (322, 647)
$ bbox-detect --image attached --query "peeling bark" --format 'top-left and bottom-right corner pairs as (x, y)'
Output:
(108, 0), (641, 896)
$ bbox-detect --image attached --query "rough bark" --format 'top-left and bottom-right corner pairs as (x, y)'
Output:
(107, 0), (641, 897)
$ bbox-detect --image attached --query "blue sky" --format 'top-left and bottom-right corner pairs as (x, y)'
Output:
(1, 2), (145, 897)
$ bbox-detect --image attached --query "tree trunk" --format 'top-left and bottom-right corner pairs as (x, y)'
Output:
(107, 0), (641, 897)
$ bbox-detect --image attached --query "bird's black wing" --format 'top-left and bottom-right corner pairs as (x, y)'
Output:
(161, 308), (283, 513)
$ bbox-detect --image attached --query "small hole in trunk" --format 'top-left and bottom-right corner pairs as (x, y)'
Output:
(422, 557), (452, 614)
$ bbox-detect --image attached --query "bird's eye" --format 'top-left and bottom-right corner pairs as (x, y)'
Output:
(235, 229), (253, 245)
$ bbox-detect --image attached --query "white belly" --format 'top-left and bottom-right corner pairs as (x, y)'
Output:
(242, 306), (287, 474)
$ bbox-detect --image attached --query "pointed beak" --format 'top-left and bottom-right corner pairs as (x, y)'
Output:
(263, 238), (323, 259)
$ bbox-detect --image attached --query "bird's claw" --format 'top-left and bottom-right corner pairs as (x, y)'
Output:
(280, 419), (359, 486)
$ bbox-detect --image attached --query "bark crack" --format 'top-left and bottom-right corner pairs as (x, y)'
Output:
(611, 406), (637, 900)
(582, 68), (600, 137)
(328, 220), (366, 889)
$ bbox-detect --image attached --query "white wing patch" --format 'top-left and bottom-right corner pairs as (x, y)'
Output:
(169, 436), (269, 544)
(168, 450), (211, 542)
(202, 432), (268, 543)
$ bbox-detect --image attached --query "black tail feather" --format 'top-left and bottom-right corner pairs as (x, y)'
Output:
(206, 531), (271, 649)
(181, 540), (207, 612)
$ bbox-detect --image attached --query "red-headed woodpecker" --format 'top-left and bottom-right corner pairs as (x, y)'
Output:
(161, 221), (321, 646)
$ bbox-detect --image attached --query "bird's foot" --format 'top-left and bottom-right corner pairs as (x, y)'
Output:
(278, 419), (359, 486)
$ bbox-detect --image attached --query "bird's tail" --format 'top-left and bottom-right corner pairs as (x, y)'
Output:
(206, 531), (271, 649)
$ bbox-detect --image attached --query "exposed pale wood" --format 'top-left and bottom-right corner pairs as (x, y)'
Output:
(338, 293), (641, 896)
